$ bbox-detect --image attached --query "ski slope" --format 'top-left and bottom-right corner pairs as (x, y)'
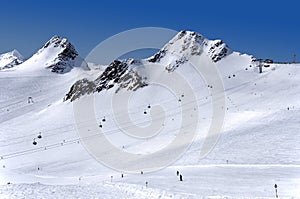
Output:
(0, 32), (300, 198)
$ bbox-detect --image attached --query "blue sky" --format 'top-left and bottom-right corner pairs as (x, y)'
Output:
(0, 0), (299, 62)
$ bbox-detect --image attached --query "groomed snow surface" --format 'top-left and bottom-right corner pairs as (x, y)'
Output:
(1, 165), (300, 199)
(0, 33), (300, 198)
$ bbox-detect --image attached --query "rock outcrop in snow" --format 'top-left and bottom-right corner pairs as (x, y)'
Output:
(0, 50), (24, 70)
(65, 59), (147, 101)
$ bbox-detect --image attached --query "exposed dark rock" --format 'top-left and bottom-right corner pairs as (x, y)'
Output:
(94, 60), (128, 91)
(115, 70), (148, 93)
(64, 78), (96, 102)
(165, 57), (188, 72)
(147, 49), (166, 63)
(65, 60), (148, 101)
(208, 40), (231, 62)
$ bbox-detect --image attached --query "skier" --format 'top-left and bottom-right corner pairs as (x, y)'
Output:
(274, 184), (278, 198)
(179, 174), (183, 181)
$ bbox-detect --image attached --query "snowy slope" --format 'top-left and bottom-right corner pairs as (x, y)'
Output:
(0, 50), (24, 70)
(0, 31), (300, 198)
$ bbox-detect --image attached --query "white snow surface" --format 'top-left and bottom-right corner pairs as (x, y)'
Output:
(0, 32), (299, 198)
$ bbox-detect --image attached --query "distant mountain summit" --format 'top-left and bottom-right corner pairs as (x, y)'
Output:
(0, 49), (24, 70)
(36, 35), (87, 73)
(0, 36), (89, 73)
(33, 35), (88, 73)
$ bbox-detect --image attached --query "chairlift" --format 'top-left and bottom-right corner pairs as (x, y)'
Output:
(102, 117), (106, 122)
(147, 104), (151, 109)
(32, 139), (37, 145)
(37, 132), (42, 139)
(99, 123), (103, 128)
(144, 110), (147, 114)
(28, 97), (33, 104)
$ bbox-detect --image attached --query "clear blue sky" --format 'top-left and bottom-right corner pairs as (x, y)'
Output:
(0, 0), (299, 62)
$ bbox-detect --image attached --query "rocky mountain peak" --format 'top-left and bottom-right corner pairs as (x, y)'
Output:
(0, 49), (24, 70)
(148, 30), (232, 64)
(36, 35), (87, 73)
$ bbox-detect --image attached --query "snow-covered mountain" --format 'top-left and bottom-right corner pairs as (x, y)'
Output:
(0, 31), (300, 198)
(65, 31), (237, 101)
(2, 35), (89, 73)
(34, 35), (89, 73)
(0, 49), (24, 70)
(147, 30), (232, 64)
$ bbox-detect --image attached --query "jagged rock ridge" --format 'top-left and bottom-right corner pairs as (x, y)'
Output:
(65, 59), (147, 102)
